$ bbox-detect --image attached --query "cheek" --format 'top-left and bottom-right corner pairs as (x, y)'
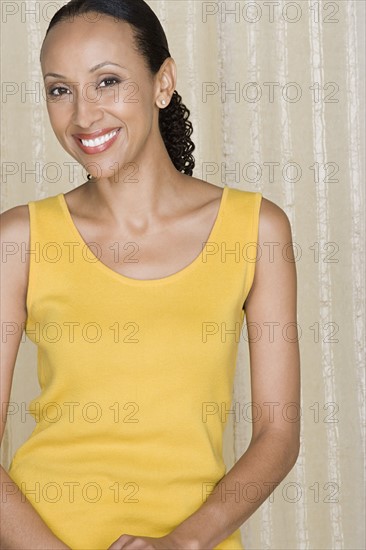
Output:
(97, 82), (142, 111)
(119, 81), (141, 105)
(46, 94), (75, 122)
(120, 76), (155, 109)
(46, 104), (64, 134)
(113, 87), (155, 126)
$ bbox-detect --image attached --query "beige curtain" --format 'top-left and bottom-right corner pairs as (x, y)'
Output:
(1, 1), (365, 548)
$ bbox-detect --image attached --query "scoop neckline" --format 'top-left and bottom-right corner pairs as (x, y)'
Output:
(57, 185), (229, 286)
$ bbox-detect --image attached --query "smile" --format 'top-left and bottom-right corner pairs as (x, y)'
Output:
(73, 128), (122, 155)
(81, 129), (119, 147)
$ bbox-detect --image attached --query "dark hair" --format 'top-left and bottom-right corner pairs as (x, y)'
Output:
(43, 0), (195, 176)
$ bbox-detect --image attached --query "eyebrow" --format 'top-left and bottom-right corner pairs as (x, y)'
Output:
(44, 61), (127, 80)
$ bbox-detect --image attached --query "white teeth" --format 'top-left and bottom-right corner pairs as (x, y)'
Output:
(81, 129), (119, 147)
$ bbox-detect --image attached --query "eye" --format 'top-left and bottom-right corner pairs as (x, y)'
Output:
(99, 77), (121, 88)
(47, 86), (70, 97)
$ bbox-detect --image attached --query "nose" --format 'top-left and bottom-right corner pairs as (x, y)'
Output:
(71, 84), (103, 128)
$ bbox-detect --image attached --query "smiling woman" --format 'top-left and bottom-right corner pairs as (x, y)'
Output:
(40, 1), (195, 177)
(0, 1), (300, 550)
(39, 8), (191, 181)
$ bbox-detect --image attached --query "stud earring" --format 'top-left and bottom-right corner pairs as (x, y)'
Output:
(161, 99), (166, 106)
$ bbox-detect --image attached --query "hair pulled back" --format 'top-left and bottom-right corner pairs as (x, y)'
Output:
(43, 0), (195, 176)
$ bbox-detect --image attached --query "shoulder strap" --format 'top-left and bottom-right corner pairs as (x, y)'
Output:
(215, 187), (262, 303)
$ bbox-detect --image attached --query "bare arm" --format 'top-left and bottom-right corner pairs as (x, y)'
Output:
(0, 206), (70, 550)
(169, 198), (301, 549)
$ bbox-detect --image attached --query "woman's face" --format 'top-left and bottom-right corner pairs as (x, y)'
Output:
(40, 13), (162, 180)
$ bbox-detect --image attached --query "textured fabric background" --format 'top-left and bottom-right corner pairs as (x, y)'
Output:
(1, 1), (365, 549)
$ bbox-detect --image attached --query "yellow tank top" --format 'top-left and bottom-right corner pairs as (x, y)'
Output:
(8, 185), (262, 550)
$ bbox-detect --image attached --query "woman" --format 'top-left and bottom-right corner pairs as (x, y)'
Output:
(0, 1), (301, 549)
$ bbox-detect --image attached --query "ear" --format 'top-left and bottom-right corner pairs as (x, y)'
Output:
(154, 57), (177, 108)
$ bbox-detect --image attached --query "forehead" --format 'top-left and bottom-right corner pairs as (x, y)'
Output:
(41, 13), (139, 69)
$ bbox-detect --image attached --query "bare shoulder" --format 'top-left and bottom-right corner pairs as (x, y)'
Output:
(1, 203), (30, 243)
(1, 204), (30, 305)
(258, 196), (293, 242)
(244, 195), (297, 313)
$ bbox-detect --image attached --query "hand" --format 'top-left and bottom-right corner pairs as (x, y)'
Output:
(107, 532), (199, 550)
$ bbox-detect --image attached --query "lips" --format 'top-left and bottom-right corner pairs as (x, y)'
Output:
(73, 127), (122, 155)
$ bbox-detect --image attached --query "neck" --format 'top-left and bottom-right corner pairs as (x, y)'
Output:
(81, 137), (188, 231)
